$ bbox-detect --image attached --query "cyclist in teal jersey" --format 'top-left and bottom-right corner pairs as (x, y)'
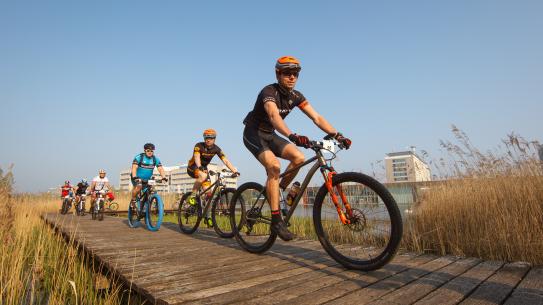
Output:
(130, 143), (168, 207)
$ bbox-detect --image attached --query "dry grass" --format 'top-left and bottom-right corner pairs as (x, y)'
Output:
(403, 126), (543, 264)
(0, 171), (125, 304)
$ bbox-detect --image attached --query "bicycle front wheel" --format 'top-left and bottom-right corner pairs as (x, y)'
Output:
(230, 182), (276, 253)
(146, 194), (163, 231)
(211, 188), (236, 238)
(313, 172), (403, 271)
(61, 199), (68, 215)
(177, 192), (202, 234)
(98, 200), (104, 221)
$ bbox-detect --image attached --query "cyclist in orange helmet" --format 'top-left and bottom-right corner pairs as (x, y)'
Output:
(242, 56), (352, 241)
(186, 129), (239, 223)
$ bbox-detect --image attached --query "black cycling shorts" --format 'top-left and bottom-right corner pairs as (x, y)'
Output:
(243, 125), (290, 159)
(187, 164), (207, 178)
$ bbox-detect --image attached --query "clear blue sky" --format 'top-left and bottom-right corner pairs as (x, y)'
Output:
(2, 1), (542, 192)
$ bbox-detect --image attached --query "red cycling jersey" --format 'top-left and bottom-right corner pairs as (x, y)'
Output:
(61, 185), (72, 197)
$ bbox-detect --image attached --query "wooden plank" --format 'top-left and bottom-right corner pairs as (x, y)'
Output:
(146, 246), (332, 299)
(503, 266), (543, 305)
(236, 254), (431, 305)
(367, 257), (481, 305)
(413, 260), (503, 305)
(161, 257), (343, 305)
(325, 256), (457, 305)
(459, 262), (531, 305)
(131, 241), (324, 284)
(279, 254), (433, 305)
(185, 259), (341, 305)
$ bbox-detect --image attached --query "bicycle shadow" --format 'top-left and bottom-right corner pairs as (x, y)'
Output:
(157, 222), (364, 274)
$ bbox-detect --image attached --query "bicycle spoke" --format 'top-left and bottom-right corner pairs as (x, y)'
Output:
(314, 173), (402, 270)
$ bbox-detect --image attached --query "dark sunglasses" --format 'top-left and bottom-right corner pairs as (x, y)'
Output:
(145, 149), (154, 152)
(204, 136), (216, 140)
(281, 70), (299, 78)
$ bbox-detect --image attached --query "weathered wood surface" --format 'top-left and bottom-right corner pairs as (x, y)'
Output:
(42, 213), (543, 305)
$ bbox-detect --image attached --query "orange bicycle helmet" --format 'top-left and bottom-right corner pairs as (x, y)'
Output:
(203, 129), (217, 138)
(275, 56), (301, 72)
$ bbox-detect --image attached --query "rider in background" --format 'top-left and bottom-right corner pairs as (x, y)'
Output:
(75, 179), (89, 211)
(89, 169), (114, 211)
(186, 129), (239, 207)
(130, 143), (167, 208)
(242, 56), (352, 241)
(60, 180), (75, 205)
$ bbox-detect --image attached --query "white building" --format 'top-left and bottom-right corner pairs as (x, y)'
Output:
(119, 163), (237, 193)
(385, 150), (431, 183)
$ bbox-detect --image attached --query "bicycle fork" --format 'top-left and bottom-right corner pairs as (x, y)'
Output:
(323, 171), (354, 225)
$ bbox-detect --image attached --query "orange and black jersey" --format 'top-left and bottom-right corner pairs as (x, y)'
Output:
(188, 142), (226, 167)
(243, 83), (308, 132)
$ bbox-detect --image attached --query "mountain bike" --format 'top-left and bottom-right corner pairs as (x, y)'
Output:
(91, 190), (107, 221)
(229, 139), (403, 271)
(178, 169), (238, 237)
(60, 193), (74, 215)
(128, 177), (165, 231)
(75, 193), (87, 216)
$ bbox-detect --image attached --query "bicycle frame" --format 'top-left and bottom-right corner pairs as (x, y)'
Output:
(197, 172), (227, 216)
(95, 193), (104, 212)
(137, 181), (156, 211)
(248, 143), (354, 225)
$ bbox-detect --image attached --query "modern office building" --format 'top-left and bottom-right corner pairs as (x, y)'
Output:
(119, 163), (237, 193)
(385, 149), (431, 183)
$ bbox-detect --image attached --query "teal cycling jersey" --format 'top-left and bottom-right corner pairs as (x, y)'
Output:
(132, 153), (162, 180)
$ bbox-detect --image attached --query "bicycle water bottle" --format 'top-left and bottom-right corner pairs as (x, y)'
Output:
(279, 192), (288, 217)
(286, 181), (301, 206)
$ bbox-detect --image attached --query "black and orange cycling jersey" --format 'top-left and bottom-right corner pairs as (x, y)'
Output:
(243, 83), (308, 132)
(188, 142), (226, 168)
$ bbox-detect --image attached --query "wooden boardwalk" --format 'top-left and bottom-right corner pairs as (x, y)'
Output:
(42, 213), (543, 305)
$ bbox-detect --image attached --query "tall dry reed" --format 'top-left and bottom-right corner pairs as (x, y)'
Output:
(0, 169), (124, 304)
(404, 126), (543, 264)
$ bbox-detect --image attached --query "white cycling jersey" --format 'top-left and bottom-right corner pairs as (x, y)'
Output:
(92, 176), (110, 191)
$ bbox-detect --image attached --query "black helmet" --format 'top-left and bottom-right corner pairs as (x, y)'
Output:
(144, 143), (155, 151)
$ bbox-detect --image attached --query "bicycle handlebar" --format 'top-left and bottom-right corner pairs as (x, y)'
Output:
(209, 169), (240, 179)
(308, 139), (346, 151)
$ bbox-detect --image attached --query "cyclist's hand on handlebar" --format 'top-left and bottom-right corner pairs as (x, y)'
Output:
(161, 177), (168, 182)
(326, 132), (352, 149)
(288, 133), (311, 148)
(336, 133), (352, 149)
(232, 172), (241, 177)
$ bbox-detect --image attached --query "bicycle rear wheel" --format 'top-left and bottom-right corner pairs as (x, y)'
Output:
(313, 172), (403, 271)
(108, 202), (119, 211)
(178, 192), (202, 234)
(211, 188), (236, 238)
(230, 182), (276, 253)
(146, 194), (164, 231)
